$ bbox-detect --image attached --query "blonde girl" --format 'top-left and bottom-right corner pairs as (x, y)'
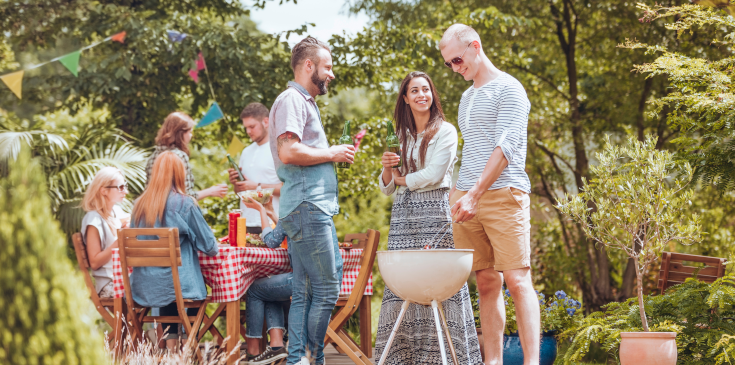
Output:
(81, 166), (129, 298)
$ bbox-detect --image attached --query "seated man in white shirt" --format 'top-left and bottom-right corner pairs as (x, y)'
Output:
(228, 102), (283, 234)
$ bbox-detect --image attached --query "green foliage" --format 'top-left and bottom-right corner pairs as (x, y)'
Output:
(541, 291), (583, 334)
(1, 0), (299, 147)
(561, 276), (735, 365)
(0, 110), (149, 235)
(0, 148), (106, 364)
(334, 0), (721, 310)
(557, 135), (701, 329)
(622, 3), (735, 191)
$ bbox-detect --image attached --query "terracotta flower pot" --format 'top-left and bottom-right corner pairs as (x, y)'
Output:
(619, 332), (677, 365)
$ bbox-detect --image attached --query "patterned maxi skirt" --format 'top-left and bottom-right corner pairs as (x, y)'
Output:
(374, 188), (483, 365)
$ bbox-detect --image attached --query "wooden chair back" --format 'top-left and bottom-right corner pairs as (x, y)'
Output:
(117, 228), (195, 336)
(72, 232), (116, 327)
(658, 251), (727, 293)
(325, 229), (379, 365)
(344, 233), (370, 249)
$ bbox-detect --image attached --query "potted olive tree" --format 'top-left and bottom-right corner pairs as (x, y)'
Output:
(557, 136), (700, 365)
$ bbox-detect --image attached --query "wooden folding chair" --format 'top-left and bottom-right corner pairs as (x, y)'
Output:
(118, 228), (209, 356)
(658, 251), (727, 293)
(72, 232), (126, 349)
(324, 229), (379, 365)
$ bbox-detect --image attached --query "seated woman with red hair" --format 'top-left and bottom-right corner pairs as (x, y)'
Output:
(131, 151), (218, 351)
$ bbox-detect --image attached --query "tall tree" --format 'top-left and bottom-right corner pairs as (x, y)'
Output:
(334, 0), (724, 309)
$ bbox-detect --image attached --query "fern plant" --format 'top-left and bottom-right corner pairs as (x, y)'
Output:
(560, 276), (735, 365)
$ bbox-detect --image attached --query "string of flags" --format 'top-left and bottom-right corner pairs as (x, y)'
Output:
(0, 31), (126, 99)
(1, 29), (364, 158)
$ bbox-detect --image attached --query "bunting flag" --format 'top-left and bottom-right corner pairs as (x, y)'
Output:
(196, 52), (206, 71)
(224, 135), (247, 162)
(167, 30), (188, 43)
(0, 70), (24, 99)
(188, 68), (199, 83)
(196, 102), (224, 128)
(354, 129), (367, 150)
(0, 30), (126, 99)
(111, 31), (126, 43)
(59, 51), (81, 77)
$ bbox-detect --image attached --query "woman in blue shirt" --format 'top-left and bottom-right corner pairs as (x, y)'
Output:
(130, 151), (218, 351)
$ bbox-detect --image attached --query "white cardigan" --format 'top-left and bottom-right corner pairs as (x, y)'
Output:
(379, 122), (458, 196)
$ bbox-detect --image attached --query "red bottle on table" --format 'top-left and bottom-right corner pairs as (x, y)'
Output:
(228, 210), (241, 247)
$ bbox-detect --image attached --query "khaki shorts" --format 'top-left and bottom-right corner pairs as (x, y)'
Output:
(450, 187), (531, 272)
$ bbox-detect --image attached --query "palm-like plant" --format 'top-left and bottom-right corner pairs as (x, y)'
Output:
(0, 118), (149, 235)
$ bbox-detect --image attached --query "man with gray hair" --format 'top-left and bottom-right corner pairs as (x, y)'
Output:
(441, 24), (539, 365)
(269, 36), (355, 365)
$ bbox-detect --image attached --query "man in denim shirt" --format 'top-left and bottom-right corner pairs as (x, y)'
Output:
(268, 36), (355, 365)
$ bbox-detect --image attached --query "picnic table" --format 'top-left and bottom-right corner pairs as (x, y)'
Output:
(112, 245), (372, 364)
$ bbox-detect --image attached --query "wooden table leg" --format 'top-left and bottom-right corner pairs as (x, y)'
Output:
(113, 298), (124, 357)
(226, 300), (241, 365)
(359, 295), (372, 358)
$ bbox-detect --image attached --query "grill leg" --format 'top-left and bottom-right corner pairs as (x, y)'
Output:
(378, 301), (410, 365)
(437, 301), (460, 365)
(431, 300), (449, 365)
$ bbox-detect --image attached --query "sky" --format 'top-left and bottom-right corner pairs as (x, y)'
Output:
(246, 0), (371, 45)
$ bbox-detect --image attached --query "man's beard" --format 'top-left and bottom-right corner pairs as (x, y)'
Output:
(311, 69), (329, 95)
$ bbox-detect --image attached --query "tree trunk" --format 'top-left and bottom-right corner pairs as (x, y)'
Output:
(634, 259), (650, 332)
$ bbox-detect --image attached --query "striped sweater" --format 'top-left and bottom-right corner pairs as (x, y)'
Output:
(456, 72), (531, 193)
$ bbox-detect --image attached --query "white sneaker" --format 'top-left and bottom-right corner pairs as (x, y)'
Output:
(295, 356), (310, 365)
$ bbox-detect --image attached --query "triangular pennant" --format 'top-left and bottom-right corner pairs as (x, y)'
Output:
(196, 102), (224, 128)
(226, 135), (247, 158)
(167, 30), (188, 43)
(59, 50), (81, 77)
(188, 68), (199, 83)
(196, 52), (206, 71)
(354, 129), (367, 150)
(111, 31), (126, 43)
(1, 70), (24, 99)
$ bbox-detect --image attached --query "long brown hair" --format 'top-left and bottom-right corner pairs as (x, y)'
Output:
(132, 151), (189, 227)
(393, 71), (446, 174)
(155, 112), (196, 155)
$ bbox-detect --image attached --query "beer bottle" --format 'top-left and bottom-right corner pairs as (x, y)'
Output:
(337, 120), (352, 169)
(386, 120), (402, 168)
(227, 154), (245, 181)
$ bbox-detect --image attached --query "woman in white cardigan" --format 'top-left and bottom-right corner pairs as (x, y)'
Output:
(374, 71), (482, 365)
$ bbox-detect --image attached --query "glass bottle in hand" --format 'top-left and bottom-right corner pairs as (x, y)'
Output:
(386, 120), (401, 168)
(227, 154), (245, 181)
(337, 120), (352, 169)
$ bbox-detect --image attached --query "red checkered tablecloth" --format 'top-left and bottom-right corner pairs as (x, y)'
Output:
(112, 245), (373, 303)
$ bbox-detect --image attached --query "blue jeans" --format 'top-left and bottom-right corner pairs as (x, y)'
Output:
(280, 202), (343, 365)
(245, 273), (293, 338)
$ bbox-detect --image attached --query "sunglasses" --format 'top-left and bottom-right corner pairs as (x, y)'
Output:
(105, 183), (128, 192)
(444, 42), (473, 68)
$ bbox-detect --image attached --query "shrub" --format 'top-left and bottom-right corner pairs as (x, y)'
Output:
(560, 275), (735, 365)
(0, 148), (106, 363)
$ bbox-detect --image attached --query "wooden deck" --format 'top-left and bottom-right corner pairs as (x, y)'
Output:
(324, 344), (376, 364)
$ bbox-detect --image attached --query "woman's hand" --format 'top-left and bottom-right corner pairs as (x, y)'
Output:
(381, 152), (400, 170)
(241, 196), (265, 212)
(199, 184), (229, 199)
(393, 169), (407, 186)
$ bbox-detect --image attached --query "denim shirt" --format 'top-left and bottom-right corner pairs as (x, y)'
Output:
(130, 192), (218, 307)
(269, 81), (339, 218)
